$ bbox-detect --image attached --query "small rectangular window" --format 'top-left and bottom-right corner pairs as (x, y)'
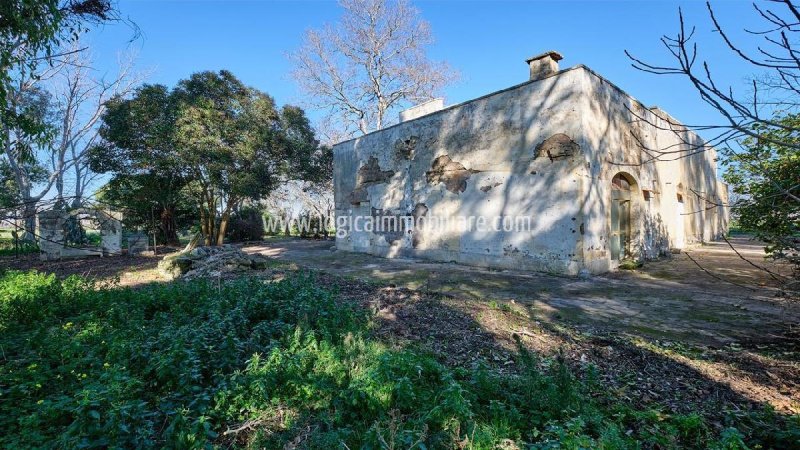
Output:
(643, 190), (652, 201)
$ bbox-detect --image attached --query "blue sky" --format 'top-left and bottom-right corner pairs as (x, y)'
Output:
(86, 0), (759, 140)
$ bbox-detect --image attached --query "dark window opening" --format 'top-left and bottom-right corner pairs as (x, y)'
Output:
(612, 174), (631, 191)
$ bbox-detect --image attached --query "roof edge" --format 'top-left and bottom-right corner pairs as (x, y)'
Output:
(333, 64), (694, 150)
(333, 65), (585, 149)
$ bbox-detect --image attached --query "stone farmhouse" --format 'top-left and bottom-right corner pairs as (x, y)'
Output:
(332, 51), (729, 275)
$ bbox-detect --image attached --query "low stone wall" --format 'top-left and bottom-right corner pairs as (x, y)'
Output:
(127, 233), (149, 256)
(37, 208), (124, 260)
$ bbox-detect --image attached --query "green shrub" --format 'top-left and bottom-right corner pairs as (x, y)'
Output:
(0, 236), (39, 256)
(226, 206), (266, 242)
(0, 270), (796, 448)
(618, 259), (643, 270)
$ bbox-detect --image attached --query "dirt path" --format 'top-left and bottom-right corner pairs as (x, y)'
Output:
(243, 237), (798, 346)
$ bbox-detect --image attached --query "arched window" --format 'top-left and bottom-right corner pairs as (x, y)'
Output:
(611, 173), (632, 191)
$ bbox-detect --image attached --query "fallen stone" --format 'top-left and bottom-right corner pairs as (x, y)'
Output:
(158, 245), (275, 280)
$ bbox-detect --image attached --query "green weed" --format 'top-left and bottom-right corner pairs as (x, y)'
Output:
(0, 270), (796, 448)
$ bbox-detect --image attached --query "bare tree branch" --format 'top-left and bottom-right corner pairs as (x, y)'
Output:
(288, 0), (457, 140)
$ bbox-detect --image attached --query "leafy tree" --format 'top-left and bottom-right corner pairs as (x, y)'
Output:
(95, 174), (194, 245)
(723, 114), (800, 287)
(225, 205), (267, 242)
(90, 84), (187, 244)
(0, 161), (14, 210)
(93, 71), (329, 246)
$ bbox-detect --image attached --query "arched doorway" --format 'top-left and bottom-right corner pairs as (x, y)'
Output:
(675, 192), (685, 249)
(610, 173), (634, 260)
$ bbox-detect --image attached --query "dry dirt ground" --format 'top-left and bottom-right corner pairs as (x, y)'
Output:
(243, 236), (798, 346)
(2, 237), (798, 419)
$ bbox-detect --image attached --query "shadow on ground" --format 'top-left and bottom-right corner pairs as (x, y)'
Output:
(316, 272), (798, 440)
(243, 237), (799, 347)
(3, 236), (797, 421)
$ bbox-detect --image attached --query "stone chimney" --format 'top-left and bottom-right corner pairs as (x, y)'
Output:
(399, 98), (445, 123)
(525, 51), (563, 81)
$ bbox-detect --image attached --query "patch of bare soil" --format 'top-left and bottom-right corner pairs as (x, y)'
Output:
(0, 249), (178, 286)
(313, 273), (800, 421)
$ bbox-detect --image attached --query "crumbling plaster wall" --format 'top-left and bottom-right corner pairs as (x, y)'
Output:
(333, 65), (729, 275)
(580, 67), (729, 272)
(334, 68), (591, 275)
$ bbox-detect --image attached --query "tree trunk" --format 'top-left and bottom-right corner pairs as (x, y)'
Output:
(55, 176), (65, 206)
(203, 213), (214, 247)
(21, 202), (38, 241)
(216, 214), (230, 246)
(160, 206), (180, 245)
(205, 195), (217, 246)
(215, 201), (235, 246)
(198, 202), (211, 246)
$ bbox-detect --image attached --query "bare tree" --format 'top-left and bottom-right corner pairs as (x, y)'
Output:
(2, 61), (66, 239)
(50, 47), (141, 208)
(262, 180), (333, 237)
(626, 1), (800, 156)
(289, 0), (457, 139)
(0, 43), (140, 239)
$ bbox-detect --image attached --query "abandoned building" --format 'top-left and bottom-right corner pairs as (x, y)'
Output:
(332, 51), (729, 275)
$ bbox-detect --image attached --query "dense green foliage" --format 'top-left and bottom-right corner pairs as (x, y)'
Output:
(723, 114), (800, 282)
(225, 206), (267, 242)
(91, 71), (331, 246)
(0, 271), (795, 448)
(95, 173), (195, 245)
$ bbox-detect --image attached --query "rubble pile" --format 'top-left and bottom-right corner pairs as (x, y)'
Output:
(157, 245), (271, 280)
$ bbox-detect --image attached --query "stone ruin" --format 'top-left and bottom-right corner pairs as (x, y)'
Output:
(127, 232), (149, 256)
(157, 242), (272, 280)
(38, 208), (123, 261)
(333, 51), (729, 276)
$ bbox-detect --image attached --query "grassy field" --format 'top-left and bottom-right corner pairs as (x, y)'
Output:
(0, 269), (796, 448)
(0, 230), (38, 257)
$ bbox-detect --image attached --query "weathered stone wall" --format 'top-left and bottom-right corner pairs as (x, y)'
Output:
(335, 69), (590, 274)
(333, 65), (728, 275)
(580, 67), (728, 272)
(37, 208), (124, 260)
(98, 210), (123, 256)
(38, 209), (66, 261)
